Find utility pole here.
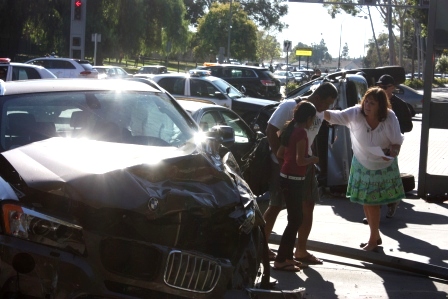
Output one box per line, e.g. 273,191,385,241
226,0,233,63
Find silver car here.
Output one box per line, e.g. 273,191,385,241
273,70,295,86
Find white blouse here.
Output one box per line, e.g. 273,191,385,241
327,105,404,170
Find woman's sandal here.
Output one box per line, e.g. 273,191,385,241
359,238,382,248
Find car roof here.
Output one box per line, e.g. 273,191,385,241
152,73,223,82
141,65,166,68
205,64,268,70
0,61,47,69
0,79,160,96
93,66,123,69
25,57,91,64
176,99,219,113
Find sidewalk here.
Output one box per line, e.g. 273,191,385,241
264,117,448,298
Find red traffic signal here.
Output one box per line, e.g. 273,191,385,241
74,0,82,20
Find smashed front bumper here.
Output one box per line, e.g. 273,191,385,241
0,233,233,298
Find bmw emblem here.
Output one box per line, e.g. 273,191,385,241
148,197,159,211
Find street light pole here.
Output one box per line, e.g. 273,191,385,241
338,15,368,70
337,23,343,70
226,0,233,63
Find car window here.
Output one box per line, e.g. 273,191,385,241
190,79,219,98
11,66,41,80
0,66,7,81
198,111,221,132
1,91,194,151
116,68,126,76
241,69,255,78
51,60,76,69
157,77,185,95
78,61,94,71
230,69,242,78
221,110,250,143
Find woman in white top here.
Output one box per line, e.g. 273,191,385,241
323,87,405,251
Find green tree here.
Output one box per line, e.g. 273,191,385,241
363,33,389,68
184,0,288,32
194,2,257,61
342,43,349,60
256,30,281,65
436,55,448,76
310,39,331,67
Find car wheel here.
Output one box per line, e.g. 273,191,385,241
401,173,415,193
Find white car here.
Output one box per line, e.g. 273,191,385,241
92,66,132,79
273,70,294,86
25,57,98,79
0,58,56,81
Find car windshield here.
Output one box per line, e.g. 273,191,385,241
1,91,196,151
209,77,244,99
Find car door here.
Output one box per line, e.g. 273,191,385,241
197,108,255,166
188,78,232,108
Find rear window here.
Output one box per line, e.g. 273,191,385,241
76,60,94,71
260,70,275,79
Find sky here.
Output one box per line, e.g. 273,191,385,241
275,2,388,59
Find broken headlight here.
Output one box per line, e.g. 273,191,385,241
2,203,86,256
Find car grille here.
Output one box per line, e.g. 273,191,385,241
164,250,221,293
100,238,161,281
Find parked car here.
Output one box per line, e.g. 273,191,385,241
273,70,295,86
93,65,132,79
0,58,56,81
149,71,279,133
393,84,423,114
177,98,261,168
25,57,98,78
291,71,307,84
134,65,168,78
0,79,270,298
197,64,282,101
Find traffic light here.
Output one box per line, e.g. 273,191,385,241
74,0,82,20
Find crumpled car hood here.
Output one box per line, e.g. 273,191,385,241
1,138,242,218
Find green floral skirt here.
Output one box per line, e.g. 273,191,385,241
346,156,405,205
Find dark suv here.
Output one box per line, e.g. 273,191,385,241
0,79,271,298
199,64,282,101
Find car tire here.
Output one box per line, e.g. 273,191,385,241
401,173,415,193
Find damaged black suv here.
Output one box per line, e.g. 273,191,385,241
0,79,269,298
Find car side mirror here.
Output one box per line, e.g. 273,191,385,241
207,125,235,148
214,92,227,100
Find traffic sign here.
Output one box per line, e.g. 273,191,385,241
296,48,312,56
283,40,292,52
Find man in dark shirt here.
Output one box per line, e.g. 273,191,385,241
374,74,413,219
376,74,413,134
